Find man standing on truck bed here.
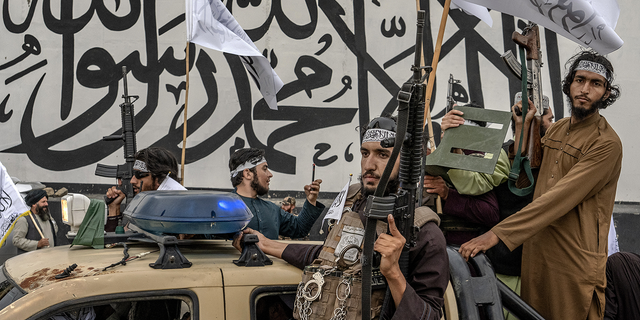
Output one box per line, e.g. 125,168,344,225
460,51,623,320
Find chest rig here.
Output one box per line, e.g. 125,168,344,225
294,186,437,320
294,208,387,320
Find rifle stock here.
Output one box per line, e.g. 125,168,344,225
95,66,139,204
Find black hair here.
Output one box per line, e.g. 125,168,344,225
135,147,180,184
561,51,620,109
229,148,265,188
359,113,398,140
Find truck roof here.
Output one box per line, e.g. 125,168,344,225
1,239,310,319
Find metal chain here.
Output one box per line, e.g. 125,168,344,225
329,277,352,320
296,267,340,320
296,281,314,320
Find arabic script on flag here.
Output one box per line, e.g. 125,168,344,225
463,0,623,54
0,162,30,248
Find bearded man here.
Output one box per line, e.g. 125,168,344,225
460,51,623,320
12,189,58,253
105,147,186,232
233,116,448,319
229,148,324,240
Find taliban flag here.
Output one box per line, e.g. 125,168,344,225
0,162,30,248
185,0,283,110
462,0,622,54
323,175,352,228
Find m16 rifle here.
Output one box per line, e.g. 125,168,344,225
95,66,139,205
361,10,430,319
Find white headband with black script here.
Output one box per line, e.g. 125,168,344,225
362,128,396,143
230,156,267,177
576,60,611,83
133,160,149,172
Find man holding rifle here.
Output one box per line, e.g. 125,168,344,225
460,51,622,320
234,115,449,319
105,147,185,231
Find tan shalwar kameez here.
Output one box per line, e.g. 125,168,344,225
492,112,622,320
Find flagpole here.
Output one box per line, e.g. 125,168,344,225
418,0,452,213
28,212,45,239
181,41,190,186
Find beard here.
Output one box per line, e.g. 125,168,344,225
359,171,399,198
251,174,269,196
36,205,50,221
569,95,604,122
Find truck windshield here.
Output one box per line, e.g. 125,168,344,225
0,267,26,311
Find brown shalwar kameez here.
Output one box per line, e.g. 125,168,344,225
492,113,622,320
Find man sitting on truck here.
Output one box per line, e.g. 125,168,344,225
229,148,324,240
105,147,185,232
234,115,449,319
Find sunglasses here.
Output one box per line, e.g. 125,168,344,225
367,117,397,132
133,171,150,179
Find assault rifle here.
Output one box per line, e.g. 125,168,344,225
361,11,429,319
501,23,544,170
446,73,460,113
95,66,139,205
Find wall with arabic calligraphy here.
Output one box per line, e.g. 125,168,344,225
1,0,638,201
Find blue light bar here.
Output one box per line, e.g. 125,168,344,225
124,191,253,235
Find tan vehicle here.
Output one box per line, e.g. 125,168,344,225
0,191,541,320
0,238,306,319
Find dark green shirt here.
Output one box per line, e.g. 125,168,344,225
237,193,325,240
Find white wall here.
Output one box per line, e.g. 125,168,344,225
0,0,637,200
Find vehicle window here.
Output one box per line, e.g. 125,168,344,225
0,268,26,310
251,286,297,320
43,296,192,320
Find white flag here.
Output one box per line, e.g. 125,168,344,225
323,175,352,227
463,0,623,54
158,176,187,191
0,162,30,248
185,0,283,110
451,0,493,27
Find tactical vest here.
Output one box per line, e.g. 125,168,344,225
17,213,56,254
293,185,439,320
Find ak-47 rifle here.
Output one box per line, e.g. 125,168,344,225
95,66,139,205
446,73,460,113
501,23,544,170
361,11,430,320
500,23,547,195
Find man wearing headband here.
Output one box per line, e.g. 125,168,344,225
233,116,448,319
12,189,58,253
229,148,324,240
460,51,622,320
105,147,185,231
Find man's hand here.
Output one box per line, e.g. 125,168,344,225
304,179,323,206
424,175,449,200
374,214,407,307
441,109,466,133
106,184,126,217
233,228,287,259
512,99,538,155
37,238,50,248
458,230,500,261
512,99,537,126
